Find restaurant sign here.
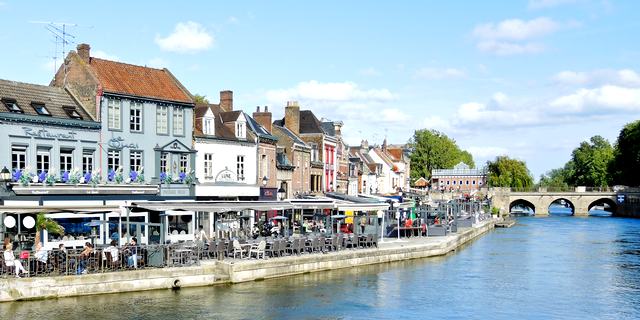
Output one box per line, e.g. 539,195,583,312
259,187,277,201
215,168,237,182
23,127,77,140
108,137,140,150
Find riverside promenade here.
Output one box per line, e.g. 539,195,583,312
0,219,495,302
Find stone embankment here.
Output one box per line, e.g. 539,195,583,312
0,220,495,302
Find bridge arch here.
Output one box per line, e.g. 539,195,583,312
547,198,575,215
509,199,535,215
588,198,617,215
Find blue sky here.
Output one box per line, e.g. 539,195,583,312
1,0,639,179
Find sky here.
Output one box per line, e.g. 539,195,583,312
1,0,639,179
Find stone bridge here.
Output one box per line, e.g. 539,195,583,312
489,188,620,216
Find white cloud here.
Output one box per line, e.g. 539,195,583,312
553,69,640,87
476,41,544,55
423,115,452,132
265,80,393,103
466,146,510,159
227,16,239,24
472,17,559,41
528,0,579,9
380,108,410,122
472,17,571,55
414,67,466,79
92,50,120,61
155,21,214,53
359,67,381,77
550,85,640,112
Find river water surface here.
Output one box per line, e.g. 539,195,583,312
3,214,640,319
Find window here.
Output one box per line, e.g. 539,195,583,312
472,180,476,185
179,154,189,172
2,99,23,113
261,154,268,179
160,152,168,173
59,149,73,173
311,143,319,162
36,149,50,174
447,181,450,185
466,180,469,185
130,102,143,132
235,121,245,138
32,102,51,116
130,151,143,172
11,146,26,171
107,149,121,172
82,150,94,174
203,117,213,135
237,155,245,181
173,107,184,135
459,180,463,185
156,106,168,134
107,99,121,130
204,153,213,178
63,106,82,119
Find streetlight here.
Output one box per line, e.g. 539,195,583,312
0,166,12,190
262,176,268,187
277,187,286,201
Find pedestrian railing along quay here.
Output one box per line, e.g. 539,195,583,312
0,233,383,279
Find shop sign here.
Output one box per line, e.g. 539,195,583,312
23,127,77,140
108,137,139,150
215,168,237,182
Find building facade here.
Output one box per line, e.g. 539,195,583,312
431,162,487,192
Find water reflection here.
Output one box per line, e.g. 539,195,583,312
3,216,640,319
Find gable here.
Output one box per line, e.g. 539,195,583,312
157,139,194,153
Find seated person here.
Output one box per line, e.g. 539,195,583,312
103,240,120,263
76,242,93,275
124,237,139,268
53,244,68,269
3,240,28,278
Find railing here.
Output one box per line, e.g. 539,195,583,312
507,186,616,193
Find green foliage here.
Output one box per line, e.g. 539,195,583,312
486,156,533,189
34,213,65,245
538,167,570,190
611,120,640,186
565,135,614,187
193,94,209,104
408,129,475,181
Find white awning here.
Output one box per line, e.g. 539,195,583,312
289,199,336,210
129,201,293,212
335,202,390,212
195,184,260,197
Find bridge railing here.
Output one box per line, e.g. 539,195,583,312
507,186,615,193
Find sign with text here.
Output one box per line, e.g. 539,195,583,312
259,187,277,201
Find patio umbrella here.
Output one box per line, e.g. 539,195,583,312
270,216,289,220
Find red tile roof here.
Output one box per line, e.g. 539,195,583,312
89,58,192,103
386,148,404,161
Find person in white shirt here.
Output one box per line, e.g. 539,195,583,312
3,241,28,277
195,225,210,243
103,240,119,263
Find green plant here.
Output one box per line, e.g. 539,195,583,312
491,207,500,216
34,213,65,245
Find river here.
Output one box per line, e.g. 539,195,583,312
2,214,640,319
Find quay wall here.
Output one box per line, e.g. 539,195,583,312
0,220,494,302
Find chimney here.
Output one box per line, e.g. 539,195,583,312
285,101,300,135
333,121,343,138
220,90,233,112
253,105,272,133
382,137,387,152
361,140,369,150
77,43,91,64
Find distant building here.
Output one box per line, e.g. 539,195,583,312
431,162,486,192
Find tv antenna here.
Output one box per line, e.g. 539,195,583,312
30,21,79,85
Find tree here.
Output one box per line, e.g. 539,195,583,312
34,213,65,246
611,120,640,186
486,156,533,189
538,168,570,190
193,94,209,104
408,129,474,181
566,135,613,187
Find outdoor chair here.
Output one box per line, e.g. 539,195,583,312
365,234,373,247
371,234,378,247
304,238,314,253
206,242,217,259
249,241,266,259
315,237,325,253
294,238,304,255
232,240,246,259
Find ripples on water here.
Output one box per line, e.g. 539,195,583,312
3,215,640,320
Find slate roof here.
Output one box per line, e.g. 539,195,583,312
89,58,192,104
276,152,295,170
320,121,335,136
299,110,324,134
246,115,278,142
0,79,93,121
273,124,307,147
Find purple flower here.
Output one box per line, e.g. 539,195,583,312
84,172,92,183
160,172,167,181
179,172,186,182
108,169,116,182
61,171,69,183
12,170,21,182
129,170,138,181
38,171,47,183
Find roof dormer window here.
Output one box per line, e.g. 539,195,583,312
203,116,214,135
63,106,83,119
1,98,23,113
31,102,51,116
235,120,246,139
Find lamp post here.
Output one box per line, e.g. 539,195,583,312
0,166,12,190
262,176,268,187
277,187,286,201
